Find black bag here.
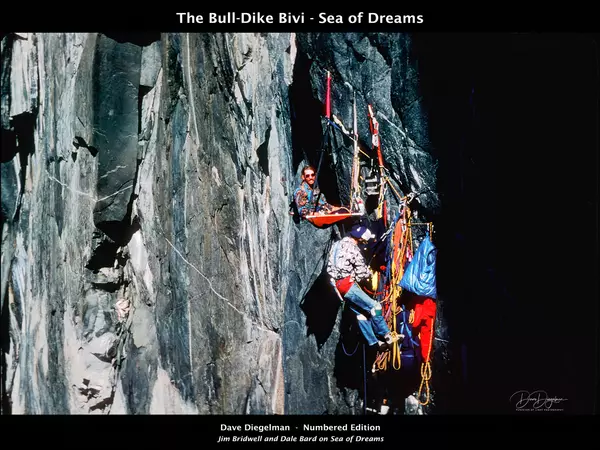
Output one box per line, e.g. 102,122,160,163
397,307,422,373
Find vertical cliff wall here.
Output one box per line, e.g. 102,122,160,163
1,32,442,415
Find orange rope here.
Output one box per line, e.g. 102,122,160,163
363,287,386,297
372,205,437,411
374,205,412,372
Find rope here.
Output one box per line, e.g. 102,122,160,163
384,177,404,203
318,67,441,410
318,69,438,223
417,314,435,406
362,286,386,297
312,122,331,212
363,343,367,415
373,205,412,372
332,242,362,359
350,92,362,212
411,221,436,406
342,339,359,356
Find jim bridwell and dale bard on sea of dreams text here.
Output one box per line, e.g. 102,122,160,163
221,423,381,432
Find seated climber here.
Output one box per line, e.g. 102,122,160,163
293,165,345,223
327,224,403,351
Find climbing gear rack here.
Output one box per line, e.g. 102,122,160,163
317,68,438,412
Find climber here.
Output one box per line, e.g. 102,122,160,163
327,224,403,351
293,165,344,223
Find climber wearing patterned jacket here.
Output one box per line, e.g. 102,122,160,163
293,165,342,221
327,224,402,351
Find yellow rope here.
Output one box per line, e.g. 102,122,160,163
376,182,387,220
408,218,436,405
384,178,403,203
374,205,438,400
417,314,435,406
369,271,377,293
375,204,412,372
372,208,437,409
362,185,437,406
409,219,414,256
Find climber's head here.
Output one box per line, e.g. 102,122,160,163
301,165,316,187
349,224,376,243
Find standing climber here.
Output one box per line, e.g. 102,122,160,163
327,224,402,351
293,165,343,223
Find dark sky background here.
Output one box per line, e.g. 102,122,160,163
412,32,597,414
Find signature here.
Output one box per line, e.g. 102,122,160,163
510,390,567,410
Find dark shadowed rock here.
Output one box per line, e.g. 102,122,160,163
89,35,141,242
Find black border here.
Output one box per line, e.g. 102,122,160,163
3,6,600,32
3,414,600,442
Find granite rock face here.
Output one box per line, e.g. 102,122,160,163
1,32,443,415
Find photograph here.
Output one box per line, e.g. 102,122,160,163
1,19,597,438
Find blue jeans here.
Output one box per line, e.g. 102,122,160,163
344,283,391,346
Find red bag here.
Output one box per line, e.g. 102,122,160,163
335,276,354,297
412,297,436,361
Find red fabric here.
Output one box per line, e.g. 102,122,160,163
335,276,354,296
412,296,436,361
